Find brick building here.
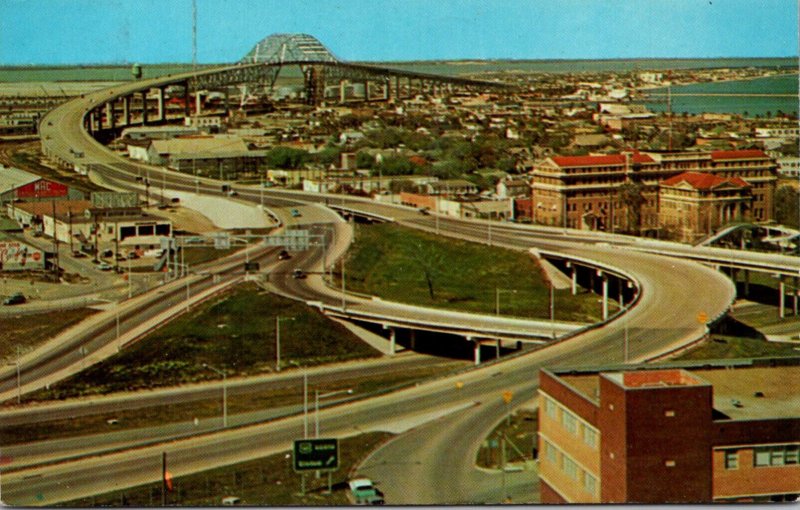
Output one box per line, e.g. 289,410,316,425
530,150,777,235
538,360,800,503
659,172,753,243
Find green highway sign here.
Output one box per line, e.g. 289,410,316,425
293,438,339,472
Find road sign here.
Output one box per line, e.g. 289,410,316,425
696,311,708,324
502,390,513,404
213,233,231,250
293,438,339,472
266,230,310,251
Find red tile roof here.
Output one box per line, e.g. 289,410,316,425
710,149,768,160
661,171,750,190
550,153,654,167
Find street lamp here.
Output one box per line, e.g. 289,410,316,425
275,316,295,372
314,388,354,438
202,363,227,427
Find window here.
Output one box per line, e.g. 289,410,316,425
725,451,739,470
544,397,556,420
754,445,800,467
582,425,598,449
546,440,557,465
583,471,597,495
563,456,578,480
561,410,578,435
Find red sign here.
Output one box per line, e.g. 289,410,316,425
16,180,68,199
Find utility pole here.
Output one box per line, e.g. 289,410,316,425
50,199,59,281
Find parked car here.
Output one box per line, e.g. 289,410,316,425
72,250,86,258
3,293,26,306
290,209,302,218
348,478,384,505
278,249,291,260
221,496,241,506
292,269,306,279
97,262,113,271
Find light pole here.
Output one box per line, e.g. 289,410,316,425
314,388,354,438
275,316,295,372
289,360,309,438
550,280,556,339
202,363,227,427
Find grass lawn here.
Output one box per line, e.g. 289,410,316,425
340,223,604,323
476,408,538,469
25,283,381,401
0,308,98,361
60,432,394,507
674,334,800,361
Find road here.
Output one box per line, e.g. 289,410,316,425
2,67,759,506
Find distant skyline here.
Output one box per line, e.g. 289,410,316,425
1,0,797,65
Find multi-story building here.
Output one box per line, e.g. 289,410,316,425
659,172,753,243
530,150,777,235
538,360,800,504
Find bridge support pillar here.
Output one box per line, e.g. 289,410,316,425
95,109,103,130
141,91,148,125
601,274,609,321
779,278,786,319
571,267,577,295
339,81,347,103
382,82,389,101
183,82,191,118
389,327,396,356
395,76,401,100
195,92,203,115
409,329,416,351
363,81,369,101
224,88,230,115
123,96,131,126
743,269,750,295
105,102,115,129
496,339,502,359
157,87,166,121
795,277,799,316
471,338,481,365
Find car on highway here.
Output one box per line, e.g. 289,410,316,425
96,262,114,271
2,293,26,306
292,268,306,279
290,208,302,217
227,189,238,197
72,250,86,258
278,249,291,260
348,478,384,505
419,207,430,215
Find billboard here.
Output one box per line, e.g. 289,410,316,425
0,239,45,271
15,180,68,199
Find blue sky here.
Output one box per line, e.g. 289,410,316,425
1,0,797,64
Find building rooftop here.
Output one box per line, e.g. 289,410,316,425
710,149,769,160
150,136,248,156
552,362,800,420
0,165,41,190
661,171,750,190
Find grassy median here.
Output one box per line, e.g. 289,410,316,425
24,283,380,401
340,223,605,323
0,308,97,362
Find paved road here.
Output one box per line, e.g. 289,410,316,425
8,71,748,506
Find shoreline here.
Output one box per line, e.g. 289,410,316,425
635,71,799,94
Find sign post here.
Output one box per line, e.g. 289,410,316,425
293,438,339,495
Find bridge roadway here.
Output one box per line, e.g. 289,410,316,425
5,73,753,504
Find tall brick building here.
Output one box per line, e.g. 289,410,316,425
530,150,777,235
538,360,800,503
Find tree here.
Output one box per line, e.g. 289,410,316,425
775,185,799,228
409,239,446,300
618,182,646,234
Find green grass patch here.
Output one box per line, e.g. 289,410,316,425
476,409,538,469
341,223,603,322
0,308,97,361
59,431,393,507
25,283,380,401
675,335,800,360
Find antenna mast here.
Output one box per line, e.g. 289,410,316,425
192,0,197,70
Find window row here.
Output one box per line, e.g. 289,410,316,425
724,445,800,469
542,393,599,450
542,438,598,496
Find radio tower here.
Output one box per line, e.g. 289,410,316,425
192,0,197,70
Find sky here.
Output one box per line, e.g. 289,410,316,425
0,0,797,65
